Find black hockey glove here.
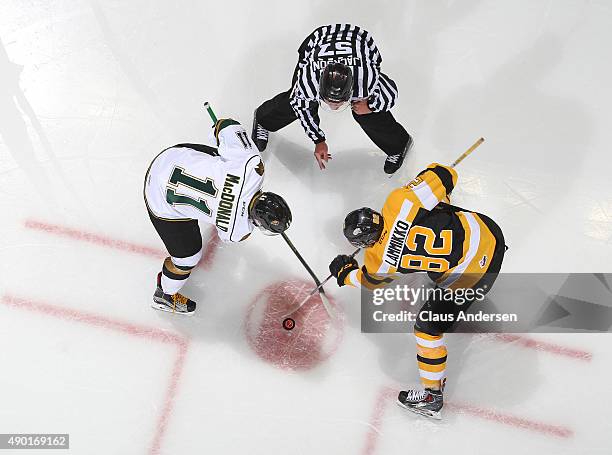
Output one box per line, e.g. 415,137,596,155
329,255,359,287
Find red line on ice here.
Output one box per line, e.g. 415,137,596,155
1,294,189,455
1,294,181,344
24,219,166,258
149,338,189,455
200,231,221,269
23,219,220,269
491,334,592,361
361,385,572,454
445,402,573,438
362,387,396,455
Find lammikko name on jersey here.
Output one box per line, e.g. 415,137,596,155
384,219,411,268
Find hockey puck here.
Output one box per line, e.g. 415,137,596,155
282,317,295,331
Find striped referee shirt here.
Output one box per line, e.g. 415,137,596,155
290,24,399,144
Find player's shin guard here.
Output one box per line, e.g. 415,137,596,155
153,251,202,315
160,250,201,295
396,329,446,419
414,329,447,390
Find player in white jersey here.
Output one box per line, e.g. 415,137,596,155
144,118,291,315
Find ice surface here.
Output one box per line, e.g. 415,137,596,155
1,0,611,454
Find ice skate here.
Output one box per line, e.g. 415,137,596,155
251,108,269,152
384,135,413,174
152,272,196,315
397,388,443,420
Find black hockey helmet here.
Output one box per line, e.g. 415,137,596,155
343,207,384,248
319,62,353,103
250,192,292,235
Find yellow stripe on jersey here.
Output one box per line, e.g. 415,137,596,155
444,215,498,290
377,198,421,274
406,163,457,210
435,213,498,290
344,163,458,289
435,212,472,285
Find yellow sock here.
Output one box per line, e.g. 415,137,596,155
414,329,447,390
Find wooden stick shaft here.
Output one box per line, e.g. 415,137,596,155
451,137,484,168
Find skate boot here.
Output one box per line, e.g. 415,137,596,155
397,388,443,419
384,135,413,174
251,108,269,152
152,272,196,315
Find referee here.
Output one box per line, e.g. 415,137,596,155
252,23,413,174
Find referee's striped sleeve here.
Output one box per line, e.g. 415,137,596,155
368,73,398,112
290,24,400,138
290,55,327,142
289,85,325,143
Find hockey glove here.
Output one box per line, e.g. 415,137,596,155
329,255,359,287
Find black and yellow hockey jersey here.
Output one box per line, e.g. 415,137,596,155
343,163,504,290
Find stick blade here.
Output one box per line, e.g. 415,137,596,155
319,292,337,320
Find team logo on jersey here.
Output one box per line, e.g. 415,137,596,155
255,160,264,176
383,219,411,268
215,174,241,232
479,255,488,268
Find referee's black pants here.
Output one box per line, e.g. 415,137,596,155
255,89,411,157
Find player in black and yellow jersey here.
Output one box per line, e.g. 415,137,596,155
329,162,506,419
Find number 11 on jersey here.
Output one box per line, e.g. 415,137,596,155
166,166,218,216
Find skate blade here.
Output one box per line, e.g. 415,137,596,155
151,302,195,316
396,400,442,420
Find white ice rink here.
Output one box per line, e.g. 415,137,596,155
1,0,612,453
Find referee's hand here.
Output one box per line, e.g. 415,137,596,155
314,141,332,170
351,100,372,115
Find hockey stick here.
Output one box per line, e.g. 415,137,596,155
282,138,484,322
451,137,484,168
204,100,337,318
203,101,218,123
202,101,334,316
282,247,361,318
281,232,336,319
281,232,324,288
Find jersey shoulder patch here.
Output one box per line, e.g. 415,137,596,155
255,160,264,176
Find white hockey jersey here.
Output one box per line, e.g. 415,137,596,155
144,121,264,243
